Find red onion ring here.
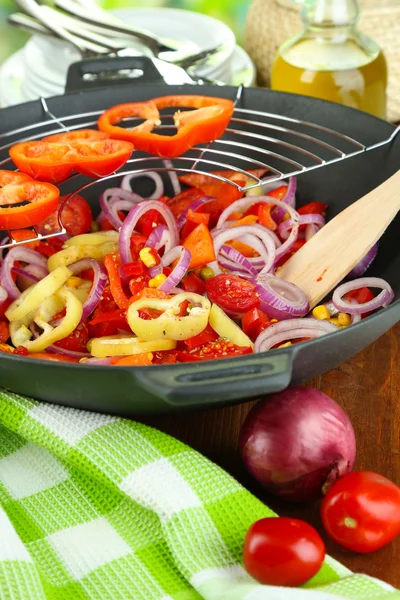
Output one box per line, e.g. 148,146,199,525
119,201,179,264
156,246,191,293
1,247,48,300
216,197,300,265
278,214,325,241
12,266,44,284
220,245,259,277
332,277,394,315
0,285,8,307
121,172,164,199
68,258,108,321
47,345,90,359
305,223,320,241
210,225,277,276
176,196,216,231
347,243,379,279
255,318,338,353
145,225,171,252
99,188,144,230
254,273,310,320
81,357,114,365
163,160,181,196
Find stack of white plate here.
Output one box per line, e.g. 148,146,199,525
0,8,256,107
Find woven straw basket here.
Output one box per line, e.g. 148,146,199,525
244,0,400,122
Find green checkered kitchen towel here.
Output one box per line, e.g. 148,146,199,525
0,390,398,600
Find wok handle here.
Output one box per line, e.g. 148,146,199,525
135,352,293,407
65,55,165,92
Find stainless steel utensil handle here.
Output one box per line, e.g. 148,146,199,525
55,0,164,56
135,352,293,406
14,0,109,55
7,12,55,38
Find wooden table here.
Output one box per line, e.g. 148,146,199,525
144,322,400,588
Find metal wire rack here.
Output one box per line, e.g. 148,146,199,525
1,86,399,249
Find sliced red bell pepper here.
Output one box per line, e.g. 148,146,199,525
89,308,131,338
104,254,130,309
242,308,272,341
167,188,207,220
275,239,307,268
128,275,151,298
119,261,145,279
181,210,210,239
182,223,216,270
98,95,235,158
0,320,10,344
178,168,268,189
298,202,328,216
9,138,133,183
184,324,219,351
112,354,153,366
0,171,60,230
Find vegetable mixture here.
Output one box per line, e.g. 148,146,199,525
0,98,395,366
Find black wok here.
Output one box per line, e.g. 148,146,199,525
0,65,399,415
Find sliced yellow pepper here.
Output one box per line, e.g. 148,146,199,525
127,292,211,341
64,231,119,247
209,304,254,349
88,335,177,358
6,266,72,322
48,241,118,271
10,288,83,353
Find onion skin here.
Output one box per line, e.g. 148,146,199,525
239,387,356,503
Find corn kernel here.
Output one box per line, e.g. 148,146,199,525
148,273,167,288
312,305,331,320
270,319,278,324
66,276,83,288
139,247,158,268
338,312,351,327
329,318,340,327
278,342,292,348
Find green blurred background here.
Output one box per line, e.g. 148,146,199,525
0,0,251,63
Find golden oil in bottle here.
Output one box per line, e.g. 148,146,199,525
271,0,387,119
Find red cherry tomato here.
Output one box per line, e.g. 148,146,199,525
180,273,206,295
54,322,89,353
177,339,253,362
39,194,92,237
243,517,325,587
205,273,260,316
321,471,400,553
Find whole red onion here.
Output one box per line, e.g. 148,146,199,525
239,387,356,503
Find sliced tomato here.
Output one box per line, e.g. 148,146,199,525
183,324,219,351
128,274,151,298
242,308,272,341
38,194,92,237
0,321,9,344
298,201,328,216
177,339,253,362
180,273,206,295
54,322,89,353
0,178,60,230
166,188,206,220
206,274,260,316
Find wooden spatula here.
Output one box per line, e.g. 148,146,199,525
277,170,400,309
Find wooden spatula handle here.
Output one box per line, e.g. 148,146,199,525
277,169,400,309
